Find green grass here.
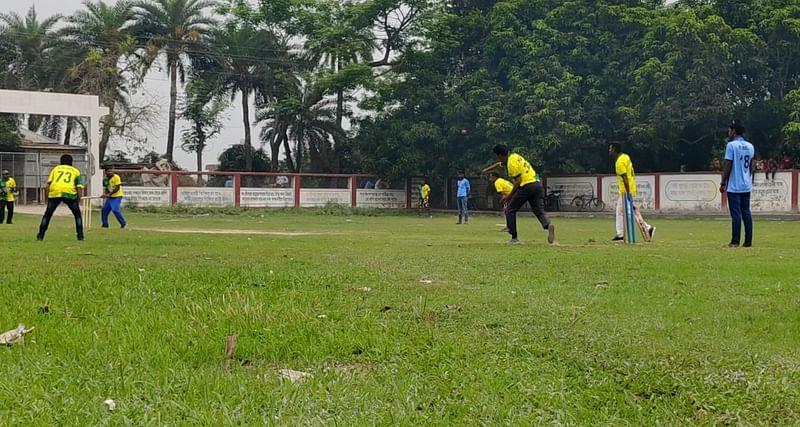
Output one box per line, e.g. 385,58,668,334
1,210,798,424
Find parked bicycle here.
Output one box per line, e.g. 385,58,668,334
544,188,562,212
571,189,605,211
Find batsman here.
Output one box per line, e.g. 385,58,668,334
609,142,655,242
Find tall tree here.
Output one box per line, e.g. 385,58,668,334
203,22,290,172
0,7,64,133
132,0,216,161
180,76,226,172
61,0,138,159
258,84,346,173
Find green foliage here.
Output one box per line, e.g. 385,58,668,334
354,0,800,176
217,144,271,172
0,114,21,147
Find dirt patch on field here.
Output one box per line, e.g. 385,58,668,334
131,227,328,236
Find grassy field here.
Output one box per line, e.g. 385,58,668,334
1,208,798,424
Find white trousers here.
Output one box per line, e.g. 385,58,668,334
616,195,650,237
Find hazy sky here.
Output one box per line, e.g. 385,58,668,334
6,0,249,170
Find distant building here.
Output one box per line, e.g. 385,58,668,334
0,129,88,203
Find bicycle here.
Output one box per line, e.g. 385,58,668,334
544,188,562,212
571,190,605,211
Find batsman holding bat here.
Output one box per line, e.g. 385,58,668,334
609,142,655,242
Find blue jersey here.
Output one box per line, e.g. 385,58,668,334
724,136,755,193
456,178,471,197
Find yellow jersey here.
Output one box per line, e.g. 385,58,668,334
420,184,430,199
104,174,124,197
493,178,514,196
1,177,15,202
506,153,538,187
47,165,84,199
615,153,637,196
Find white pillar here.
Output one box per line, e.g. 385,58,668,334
88,114,103,196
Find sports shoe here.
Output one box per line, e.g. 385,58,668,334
508,238,522,245
547,224,555,244
648,226,656,242
36,235,43,241
726,242,739,248
612,235,624,241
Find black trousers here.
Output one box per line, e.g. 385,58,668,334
37,197,84,240
0,200,12,223
506,181,550,239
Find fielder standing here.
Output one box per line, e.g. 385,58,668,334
720,119,755,247
37,154,85,241
0,169,17,224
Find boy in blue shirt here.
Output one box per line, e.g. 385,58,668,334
720,119,755,247
456,171,471,224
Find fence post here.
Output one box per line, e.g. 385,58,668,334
170,172,178,206
654,174,661,211
406,178,412,209
350,175,358,207
234,173,241,208
792,169,798,212
596,175,603,205
293,175,301,208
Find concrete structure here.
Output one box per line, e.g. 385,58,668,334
0,129,88,203
0,89,109,195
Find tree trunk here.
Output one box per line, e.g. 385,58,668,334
165,59,178,161
99,105,115,162
64,116,74,145
282,132,295,172
241,87,253,171
270,128,280,171
196,121,205,175
334,56,344,128
295,134,304,173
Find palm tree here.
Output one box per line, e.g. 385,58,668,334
132,0,216,161
60,0,137,158
203,23,295,172
258,84,346,173
0,7,63,132
0,7,62,91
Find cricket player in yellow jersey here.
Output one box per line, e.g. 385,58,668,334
609,142,655,241
484,144,555,245
0,169,17,224
419,179,431,217
37,154,85,241
489,171,513,232
101,166,127,228
488,172,513,208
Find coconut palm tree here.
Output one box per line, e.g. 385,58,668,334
60,0,137,157
0,7,63,132
132,0,216,161
258,83,346,173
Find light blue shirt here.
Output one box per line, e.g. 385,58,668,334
724,136,755,193
456,178,471,198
